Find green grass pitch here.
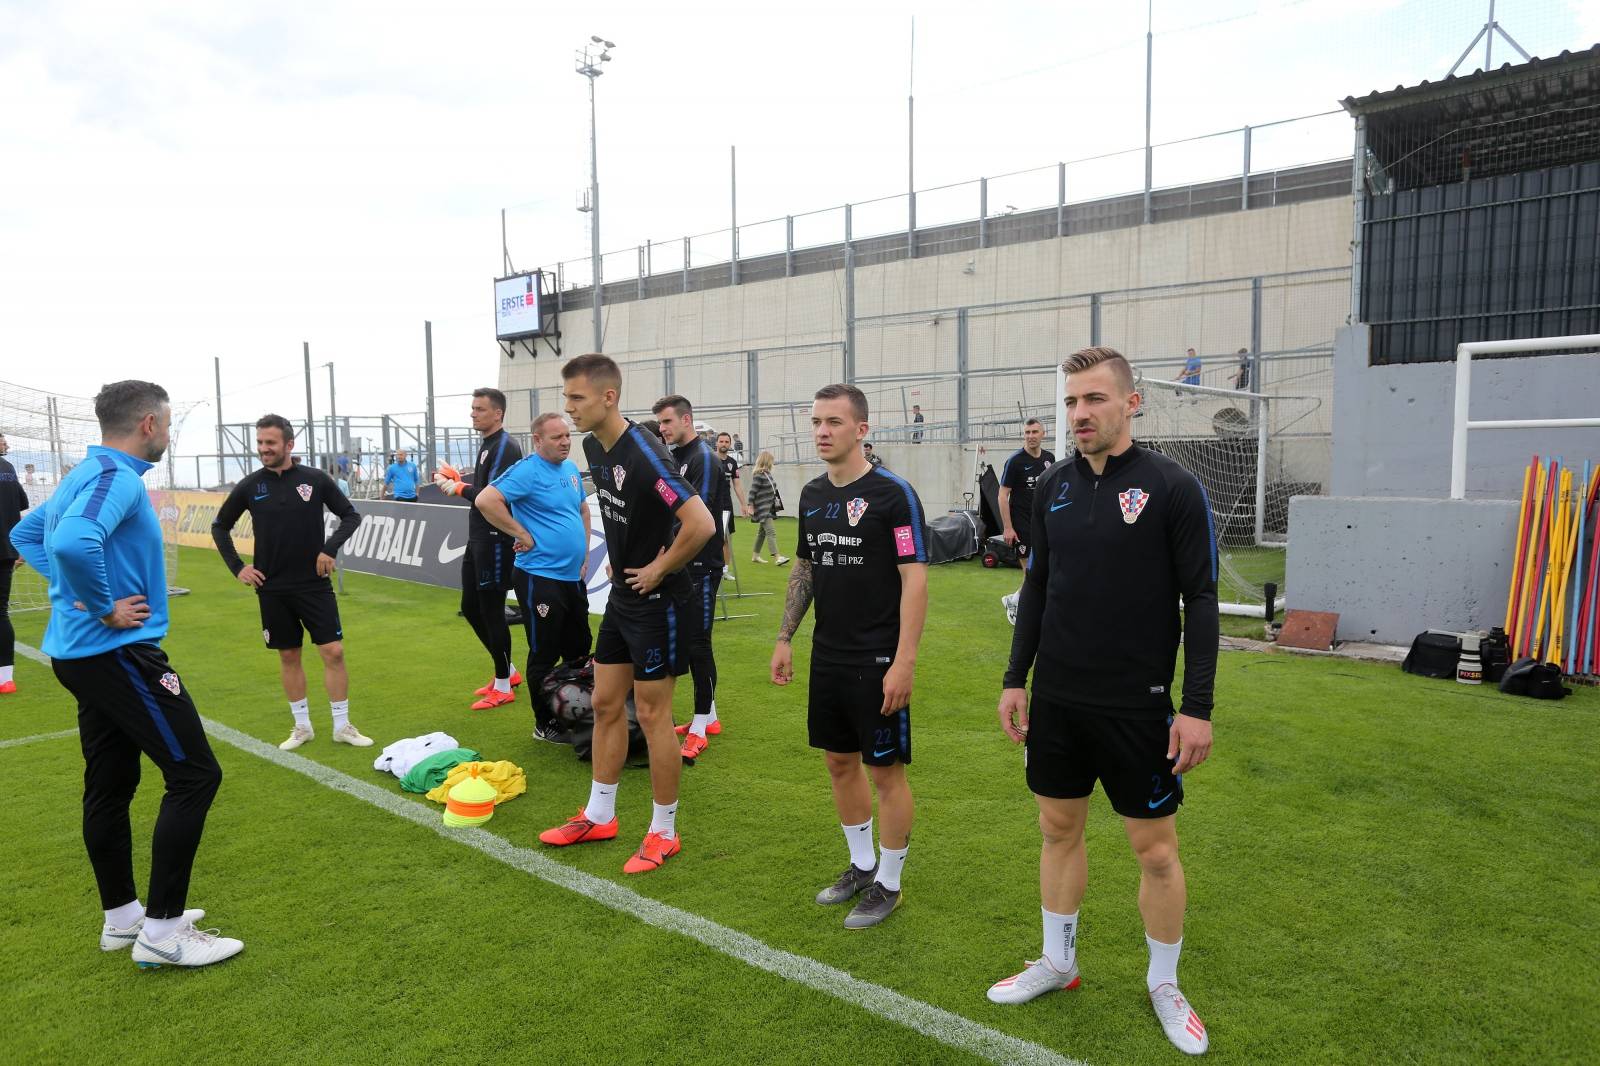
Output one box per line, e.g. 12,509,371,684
2,527,1596,1064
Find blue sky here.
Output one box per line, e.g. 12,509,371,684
1,0,1593,466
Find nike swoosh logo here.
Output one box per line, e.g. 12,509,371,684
437,534,467,564
1050,501,1072,511
1148,793,1174,809
872,747,897,759
139,940,184,962
805,507,821,516
643,663,664,674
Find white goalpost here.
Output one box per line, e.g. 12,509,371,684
1054,363,1328,617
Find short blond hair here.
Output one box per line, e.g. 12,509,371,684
1061,346,1135,394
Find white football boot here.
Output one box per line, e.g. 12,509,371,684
986,957,1080,1004
1150,982,1209,1055
132,921,244,970
100,909,204,951
279,725,314,751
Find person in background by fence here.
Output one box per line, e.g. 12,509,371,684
1174,347,1202,387
715,432,745,575
912,404,925,444
384,450,419,501
998,418,1056,626
10,380,243,969
1233,348,1252,391
747,451,789,567
0,430,27,695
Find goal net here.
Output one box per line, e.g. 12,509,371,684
2,379,186,614
1053,367,1330,616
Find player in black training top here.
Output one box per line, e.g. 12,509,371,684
0,430,29,695
715,431,746,572
987,347,1217,1056
772,383,928,931
213,413,369,752
536,354,715,877
653,396,728,762
433,387,525,709
997,416,1056,623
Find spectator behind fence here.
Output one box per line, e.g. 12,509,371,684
1174,347,1202,386
747,451,789,567
912,404,925,444
1234,348,1252,391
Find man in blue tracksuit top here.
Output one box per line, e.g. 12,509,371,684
383,450,420,501
9,380,242,970
474,412,593,742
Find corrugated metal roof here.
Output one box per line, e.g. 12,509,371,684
1341,43,1600,115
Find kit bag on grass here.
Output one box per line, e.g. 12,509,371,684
1498,657,1571,700
1401,631,1460,679
541,659,648,760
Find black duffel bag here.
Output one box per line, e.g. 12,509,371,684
1401,631,1460,679
540,659,648,761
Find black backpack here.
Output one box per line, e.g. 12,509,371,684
1401,631,1460,680
539,659,648,760
1498,657,1571,700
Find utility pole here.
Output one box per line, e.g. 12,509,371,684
213,356,224,486
1143,0,1154,225
576,36,615,352
424,321,437,475
302,341,316,466
326,361,339,472
1447,1,1530,76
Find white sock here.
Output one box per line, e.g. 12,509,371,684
689,713,712,738
650,800,679,839
330,700,350,731
141,915,183,943
105,900,144,929
493,676,512,694
0,665,13,684
842,819,876,871
707,701,718,724
1146,934,1182,991
1044,907,1080,972
877,843,909,891
289,699,311,730
585,780,617,825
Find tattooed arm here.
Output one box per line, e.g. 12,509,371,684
770,557,813,685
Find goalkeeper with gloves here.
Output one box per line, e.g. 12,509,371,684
433,388,525,709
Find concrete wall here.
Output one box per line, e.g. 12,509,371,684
500,197,1354,464
1331,324,1600,501
1286,495,1519,643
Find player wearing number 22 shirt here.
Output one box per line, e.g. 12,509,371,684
773,383,928,933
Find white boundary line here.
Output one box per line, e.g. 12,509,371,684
0,727,78,750
14,642,1084,1066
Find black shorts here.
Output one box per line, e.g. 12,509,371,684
593,590,690,681
1025,701,1183,818
465,538,516,592
258,585,343,649
808,658,911,767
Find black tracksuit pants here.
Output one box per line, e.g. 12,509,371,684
52,642,222,919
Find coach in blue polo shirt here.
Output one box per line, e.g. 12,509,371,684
474,412,593,742
383,450,420,501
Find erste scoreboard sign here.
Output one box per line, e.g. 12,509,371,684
495,272,545,340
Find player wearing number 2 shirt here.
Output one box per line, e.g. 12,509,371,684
772,383,928,932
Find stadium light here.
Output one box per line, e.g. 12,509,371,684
576,36,617,353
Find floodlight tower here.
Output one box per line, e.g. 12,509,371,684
576,36,615,352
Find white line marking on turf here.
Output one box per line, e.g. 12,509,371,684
0,728,78,750
17,639,1086,1066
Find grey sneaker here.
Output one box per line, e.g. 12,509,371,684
986,957,1081,1004
100,908,204,952
1150,982,1209,1055
815,864,877,905
843,881,901,929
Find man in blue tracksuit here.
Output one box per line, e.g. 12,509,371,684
383,450,420,501
10,380,242,969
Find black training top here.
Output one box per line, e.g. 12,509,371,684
212,462,362,593
1000,447,1057,534
796,465,928,666
1003,442,1219,720
719,454,739,513
584,421,698,607
457,428,524,542
673,437,727,569
0,456,28,560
